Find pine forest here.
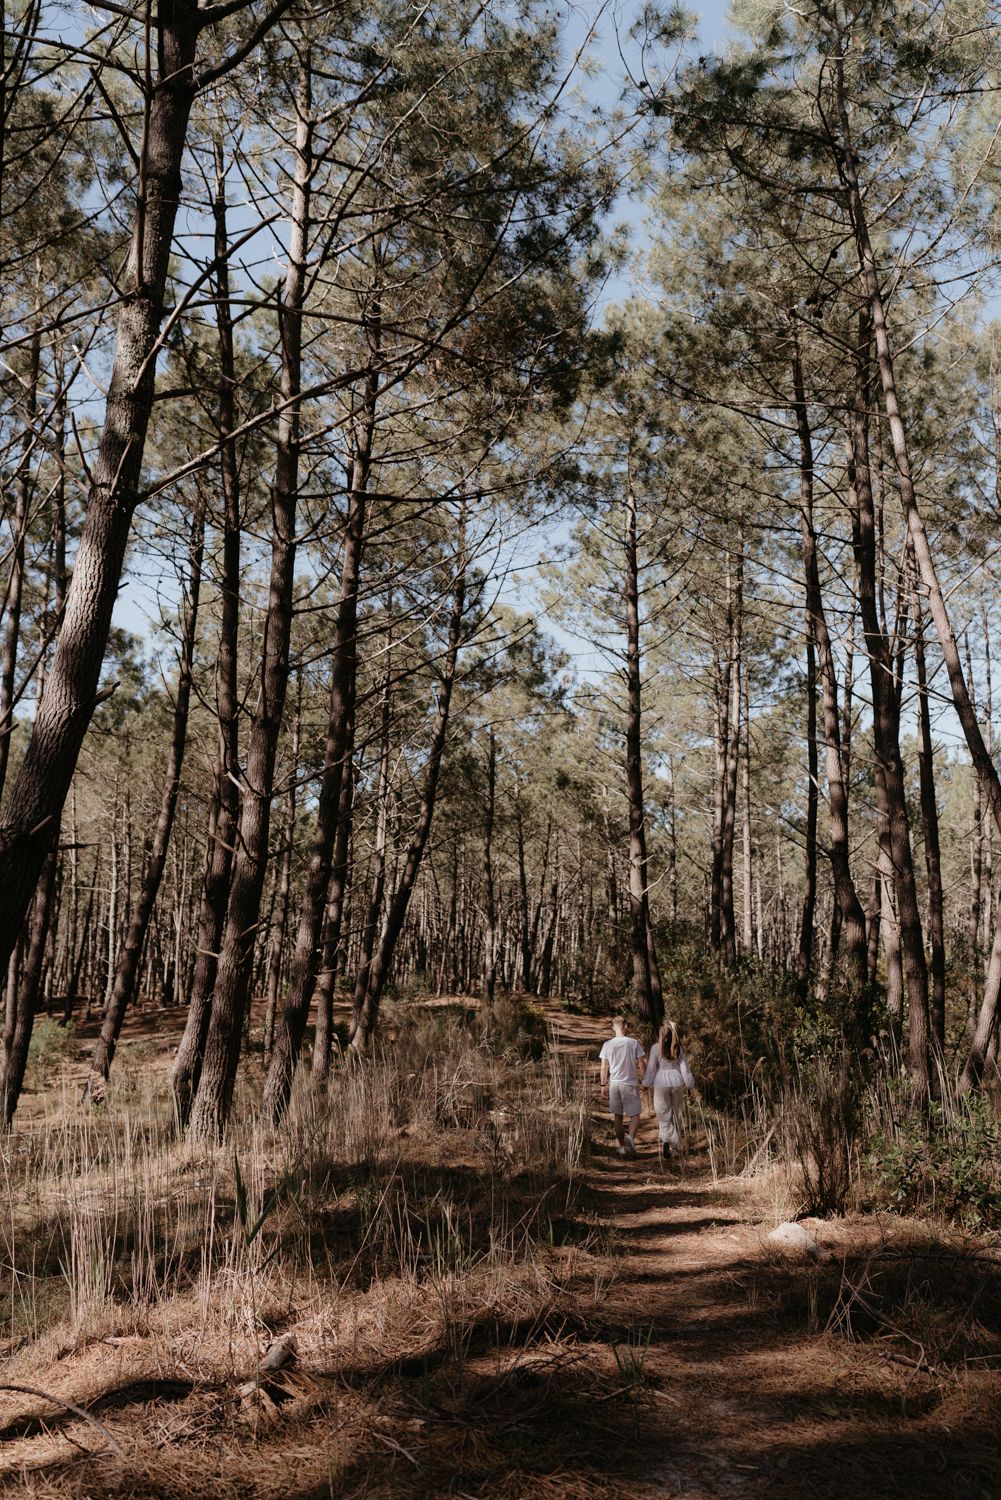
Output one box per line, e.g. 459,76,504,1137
1,0,1001,1493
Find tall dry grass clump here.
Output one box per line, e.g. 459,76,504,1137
0,1000,596,1374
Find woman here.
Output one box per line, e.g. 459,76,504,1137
642,1019,695,1159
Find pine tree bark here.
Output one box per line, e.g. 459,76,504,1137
86,507,203,1093
797,630,818,1000
739,696,752,955
624,484,662,1025
171,141,247,1120
2,830,58,1126
793,346,867,995
188,52,311,1140
262,341,375,1122
480,730,498,1003
263,675,301,1068
0,0,294,979
910,559,945,1054
347,659,392,1043
0,329,40,802
960,888,1001,1094
845,308,928,1093
836,54,966,1096
720,550,742,965
312,702,355,1082
709,589,731,955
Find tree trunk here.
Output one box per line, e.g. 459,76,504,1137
740,689,752,956
263,674,301,1068
911,559,945,1056
517,806,533,988
797,629,818,999
0,2,209,975
836,59,958,1097
624,484,662,1025
351,513,468,1046
960,888,1001,1094
312,700,356,1082
720,547,742,965
845,307,929,1094
2,831,58,1126
0,329,40,802
793,346,867,996
709,586,731,956
347,658,392,1043
188,52,311,1140
86,507,204,1092
480,730,497,1003
171,140,248,1121
261,335,376,1122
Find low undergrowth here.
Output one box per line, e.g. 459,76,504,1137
0,1003,596,1357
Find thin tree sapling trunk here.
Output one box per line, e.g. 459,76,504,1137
86,506,204,1093
263,673,301,1068
351,511,468,1046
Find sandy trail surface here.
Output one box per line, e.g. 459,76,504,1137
559,1009,999,1500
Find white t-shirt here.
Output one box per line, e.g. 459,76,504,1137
599,1035,645,1085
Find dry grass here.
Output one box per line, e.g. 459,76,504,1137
0,1000,633,1497
3,1003,1001,1499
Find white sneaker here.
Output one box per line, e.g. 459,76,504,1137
617,1145,629,1157
624,1137,638,1158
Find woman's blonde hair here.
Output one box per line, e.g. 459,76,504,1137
657,1019,681,1061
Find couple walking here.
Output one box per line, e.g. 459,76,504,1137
599,1014,695,1160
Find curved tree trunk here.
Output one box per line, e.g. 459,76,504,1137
0,4,207,978
960,889,1001,1095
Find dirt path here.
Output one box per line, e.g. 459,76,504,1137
560,1008,1000,1500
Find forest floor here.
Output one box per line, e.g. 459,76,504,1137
0,1001,999,1498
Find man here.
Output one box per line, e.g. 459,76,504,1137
599,1015,645,1158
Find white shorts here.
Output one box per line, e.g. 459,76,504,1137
609,1082,641,1118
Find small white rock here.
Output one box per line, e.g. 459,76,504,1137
766,1221,833,1263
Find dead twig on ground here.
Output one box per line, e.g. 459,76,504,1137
0,1383,126,1458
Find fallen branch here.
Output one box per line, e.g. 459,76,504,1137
740,1124,777,1176
0,1384,126,1458
880,1350,938,1377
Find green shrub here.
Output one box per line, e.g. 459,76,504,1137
870,1086,1001,1230
27,1016,78,1082
483,993,548,1059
